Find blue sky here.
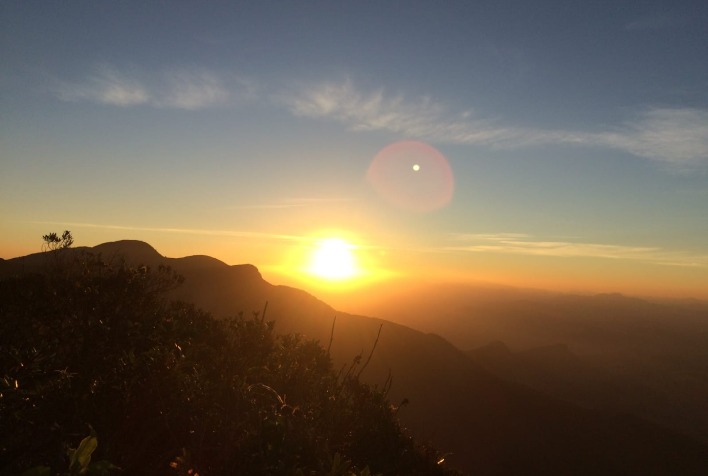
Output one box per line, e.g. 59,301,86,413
2,1,707,299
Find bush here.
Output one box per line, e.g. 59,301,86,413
1,240,456,475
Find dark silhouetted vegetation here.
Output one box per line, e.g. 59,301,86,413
1,235,455,475
41,231,74,252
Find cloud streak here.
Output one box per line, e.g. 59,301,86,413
282,80,708,166
597,108,708,166
282,80,519,145
57,67,150,107
34,221,309,243
446,233,708,268
56,69,708,166
56,65,236,110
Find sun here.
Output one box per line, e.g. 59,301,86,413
307,238,359,281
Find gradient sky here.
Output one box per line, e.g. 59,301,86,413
2,1,707,300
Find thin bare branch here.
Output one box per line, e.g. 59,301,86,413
357,323,383,379
327,316,336,355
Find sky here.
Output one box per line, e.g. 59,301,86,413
2,0,708,301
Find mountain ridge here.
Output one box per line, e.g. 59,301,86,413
3,241,707,475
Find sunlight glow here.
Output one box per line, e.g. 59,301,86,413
265,231,400,299
307,238,359,281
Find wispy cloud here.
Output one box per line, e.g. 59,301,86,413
57,66,150,107
281,80,708,166
55,65,239,110
595,108,708,166
56,70,708,166
34,221,308,243
281,80,516,145
158,71,231,109
445,233,708,268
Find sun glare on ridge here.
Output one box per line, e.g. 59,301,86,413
307,238,359,281
274,231,394,292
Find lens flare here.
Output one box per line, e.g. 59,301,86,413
367,141,454,212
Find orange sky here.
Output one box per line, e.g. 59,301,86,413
2,218,707,307
3,2,708,315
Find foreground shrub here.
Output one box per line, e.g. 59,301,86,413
1,244,455,475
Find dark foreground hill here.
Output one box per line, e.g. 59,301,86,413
3,240,708,475
0,245,452,476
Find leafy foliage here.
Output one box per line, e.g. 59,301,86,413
1,235,456,475
41,231,74,252
22,429,121,476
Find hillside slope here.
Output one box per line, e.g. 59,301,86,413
3,241,707,475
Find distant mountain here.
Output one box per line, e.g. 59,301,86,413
3,241,708,475
362,282,708,444
468,342,622,410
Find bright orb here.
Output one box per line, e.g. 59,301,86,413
308,238,358,280
367,140,454,213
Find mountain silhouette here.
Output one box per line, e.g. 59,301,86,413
364,281,708,444
3,241,707,475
